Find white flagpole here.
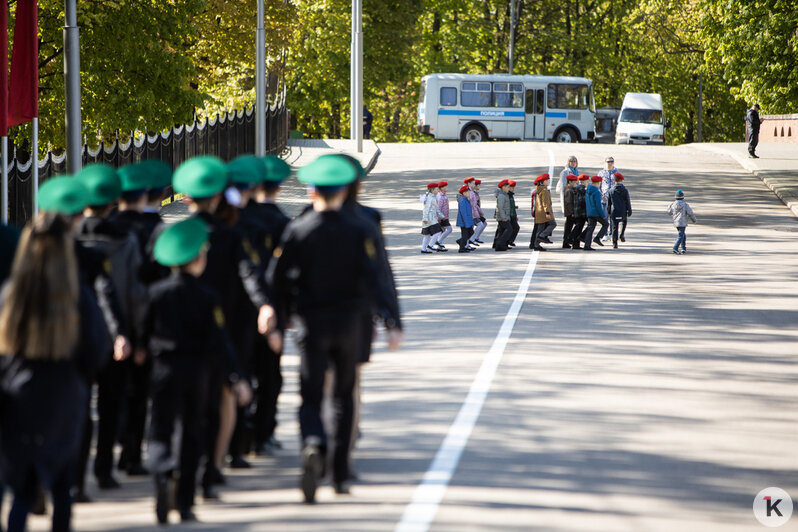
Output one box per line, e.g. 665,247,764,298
32,117,38,216
1,136,7,224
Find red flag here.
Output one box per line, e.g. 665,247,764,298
0,2,8,136
8,0,38,127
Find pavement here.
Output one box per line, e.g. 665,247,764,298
692,142,798,219
16,140,798,531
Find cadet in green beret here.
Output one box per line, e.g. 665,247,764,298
112,160,174,477
74,163,148,491
141,217,242,524
265,154,399,501
241,154,292,456
172,155,265,498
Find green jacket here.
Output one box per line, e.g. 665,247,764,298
508,191,517,218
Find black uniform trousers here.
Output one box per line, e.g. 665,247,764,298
147,356,209,512
583,216,609,248
296,313,364,484
612,217,627,244
535,220,557,248
563,216,575,246
509,216,520,244
119,357,151,471
493,220,513,250
93,361,126,480
457,227,474,251
568,216,587,247
252,334,283,448
747,129,759,156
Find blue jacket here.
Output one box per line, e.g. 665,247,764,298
585,185,606,218
456,196,474,228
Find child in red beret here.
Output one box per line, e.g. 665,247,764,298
508,180,520,247
421,183,445,254
436,181,452,250
455,185,475,253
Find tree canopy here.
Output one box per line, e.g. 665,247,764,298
6,0,797,153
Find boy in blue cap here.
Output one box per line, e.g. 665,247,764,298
666,189,697,254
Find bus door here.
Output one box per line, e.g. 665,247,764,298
524,87,545,139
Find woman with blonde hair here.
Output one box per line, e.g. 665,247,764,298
0,212,106,532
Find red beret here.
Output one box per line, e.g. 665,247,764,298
614,172,624,181
427,182,438,189
578,174,590,181
591,175,602,183
509,180,517,187
475,179,482,185
438,180,448,188
464,177,475,184
498,179,509,188
458,185,469,194
566,174,578,181
534,173,550,185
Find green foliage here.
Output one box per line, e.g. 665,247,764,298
698,0,798,114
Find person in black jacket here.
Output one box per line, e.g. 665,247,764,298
0,212,107,532
607,173,632,248
141,216,246,524
571,174,589,249
746,103,762,158
266,155,399,502
561,174,578,248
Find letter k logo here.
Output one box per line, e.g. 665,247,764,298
765,496,783,517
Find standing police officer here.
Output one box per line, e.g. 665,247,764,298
746,103,762,158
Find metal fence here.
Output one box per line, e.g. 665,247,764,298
6,95,287,226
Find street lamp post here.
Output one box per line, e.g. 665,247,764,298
508,0,518,74
256,0,266,156
64,0,82,173
350,0,363,152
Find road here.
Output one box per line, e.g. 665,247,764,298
24,142,798,531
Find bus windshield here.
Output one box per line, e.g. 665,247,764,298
620,108,662,124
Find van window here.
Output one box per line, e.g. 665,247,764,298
440,87,457,106
547,84,589,110
493,82,523,108
461,82,492,107
620,108,663,124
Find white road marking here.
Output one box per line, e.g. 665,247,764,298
547,147,555,190
394,250,541,532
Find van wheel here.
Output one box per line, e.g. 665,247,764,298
461,125,487,142
554,127,578,143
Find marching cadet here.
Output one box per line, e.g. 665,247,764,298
112,160,173,477
171,156,264,498
141,217,247,524
493,179,513,251
508,180,520,247
265,155,399,503
336,153,403,480
0,209,108,532
561,174,578,248
75,164,149,492
583,175,609,250
569,174,589,249
607,173,632,248
533,173,556,251
244,155,292,456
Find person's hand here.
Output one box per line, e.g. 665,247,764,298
232,381,253,407
133,348,147,366
386,328,404,351
258,305,277,335
546,214,553,220
422,220,429,225
113,335,131,361
267,331,283,354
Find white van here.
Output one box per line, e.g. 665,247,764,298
615,93,669,145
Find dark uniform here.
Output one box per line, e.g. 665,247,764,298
570,179,588,248
746,105,761,158
608,179,632,247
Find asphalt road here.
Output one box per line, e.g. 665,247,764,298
22,142,798,531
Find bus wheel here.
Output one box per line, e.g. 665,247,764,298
554,127,578,143
461,125,486,142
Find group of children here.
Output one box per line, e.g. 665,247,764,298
420,155,697,255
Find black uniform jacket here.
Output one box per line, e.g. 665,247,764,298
266,208,395,333
0,284,108,490
139,271,238,381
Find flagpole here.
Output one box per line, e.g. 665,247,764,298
64,0,81,174
32,117,38,216
255,0,266,156
1,137,7,224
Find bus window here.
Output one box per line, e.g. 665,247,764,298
535,89,545,114
440,87,457,106
547,84,589,110
462,82,491,107
493,83,523,108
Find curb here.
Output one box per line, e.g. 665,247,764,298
691,144,798,219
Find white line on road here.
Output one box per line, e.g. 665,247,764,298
394,250,540,532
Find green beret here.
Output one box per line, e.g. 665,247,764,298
118,160,172,192
153,216,209,267
297,154,357,188
173,156,228,199
76,164,122,206
335,153,366,179
227,155,266,186
261,155,292,183
38,176,89,215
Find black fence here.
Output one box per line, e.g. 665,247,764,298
6,96,287,226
